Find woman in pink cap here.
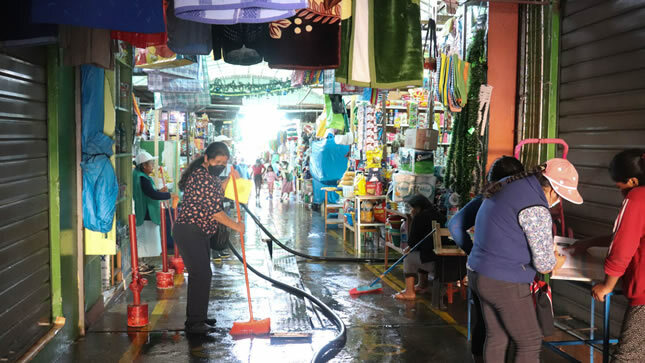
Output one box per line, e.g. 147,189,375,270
467,158,582,363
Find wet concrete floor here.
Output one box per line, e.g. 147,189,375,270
44,192,602,362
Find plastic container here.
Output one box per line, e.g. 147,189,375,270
342,185,355,198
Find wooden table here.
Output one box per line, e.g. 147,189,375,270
343,194,387,254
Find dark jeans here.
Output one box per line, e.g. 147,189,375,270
468,270,542,363
471,286,485,357
173,223,212,325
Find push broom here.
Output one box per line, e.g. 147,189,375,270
349,228,436,296
229,167,271,336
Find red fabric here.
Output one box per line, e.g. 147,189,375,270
605,186,645,306
111,0,167,48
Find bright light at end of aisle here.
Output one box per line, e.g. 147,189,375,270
237,104,286,162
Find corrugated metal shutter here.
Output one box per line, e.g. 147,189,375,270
0,53,51,361
559,0,645,237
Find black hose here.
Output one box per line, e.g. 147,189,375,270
226,239,346,363
242,203,388,263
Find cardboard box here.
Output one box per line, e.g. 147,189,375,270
404,128,438,150
392,172,438,202
399,148,435,175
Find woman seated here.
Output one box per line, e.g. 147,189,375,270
394,194,446,301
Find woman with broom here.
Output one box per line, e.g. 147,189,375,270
174,142,245,335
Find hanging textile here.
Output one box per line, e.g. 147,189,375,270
111,0,168,49
436,53,471,112
212,23,268,65
323,70,363,95
335,0,423,89
60,26,115,70
135,45,197,69
146,62,204,92
80,65,118,233
167,0,213,55
263,0,341,70
174,0,306,24
31,0,165,34
154,56,211,111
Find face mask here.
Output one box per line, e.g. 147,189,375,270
208,165,226,177
549,198,561,208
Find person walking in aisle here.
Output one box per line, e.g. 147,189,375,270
467,158,577,362
447,156,524,363
264,165,278,199
591,149,645,363
252,158,265,200
173,142,244,335
132,151,173,274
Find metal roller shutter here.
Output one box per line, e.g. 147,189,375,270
558,0,645,237
0,52,51,362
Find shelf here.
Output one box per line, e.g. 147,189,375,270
115,106,131,113
438,143,451,146
114,153,132,158
385,208,409,218
385,124,411,128
356,222,386,227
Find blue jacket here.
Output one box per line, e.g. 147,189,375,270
447,195,483,254
468,176,549,283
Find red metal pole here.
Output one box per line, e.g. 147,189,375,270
160,206,168,273
128,214,141,306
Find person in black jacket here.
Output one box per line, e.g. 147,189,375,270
394,194,445,301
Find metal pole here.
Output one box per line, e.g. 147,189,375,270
160,207,168,273
128,214,141,306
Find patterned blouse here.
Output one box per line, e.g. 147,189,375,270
518,206,557,273
176,166,223,235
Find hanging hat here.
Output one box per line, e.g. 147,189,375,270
134,151,157,166
543,158,583,205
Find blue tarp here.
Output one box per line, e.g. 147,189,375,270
81,65,118,233
31,0,165,33
310,134,349,183
313,178,340,205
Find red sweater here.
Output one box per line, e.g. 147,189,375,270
605,186,645,306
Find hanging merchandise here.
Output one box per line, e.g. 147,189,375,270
212,23,268,65
147,64,204,93
335,0,423,89
325,94,346,132
323,70,363,95
166,0,213,55
111,0,167,49
31,0,166,34
445,28,487,206
154,56,211,111
174,0,305,24
423,19,438,71
436,53,471,112
59,26,115,70
263,0,341,70
135,45,197,69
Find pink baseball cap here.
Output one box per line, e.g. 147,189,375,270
543,158,583,204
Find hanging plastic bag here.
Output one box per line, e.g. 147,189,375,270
325,94,346,131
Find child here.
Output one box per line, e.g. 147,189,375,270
264,166,278,199
592,149,645,362
280,163,294,202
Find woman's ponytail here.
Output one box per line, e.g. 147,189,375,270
609,149,645,185
483,164,547,198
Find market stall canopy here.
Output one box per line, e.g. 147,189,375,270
31,0,165,33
